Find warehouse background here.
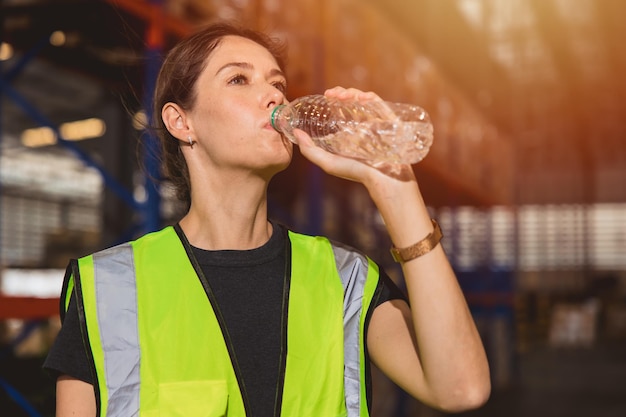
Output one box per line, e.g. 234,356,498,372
1,0,626,416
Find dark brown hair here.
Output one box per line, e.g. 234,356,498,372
153,22,287,208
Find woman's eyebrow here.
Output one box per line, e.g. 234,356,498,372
215,62,252,75
215,62,285,79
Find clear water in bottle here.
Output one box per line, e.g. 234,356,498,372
270,95,434,170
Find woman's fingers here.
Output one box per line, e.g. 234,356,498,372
324,87,397,120
293,129,368,182
324,87,379,102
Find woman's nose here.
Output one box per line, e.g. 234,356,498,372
265,87,284,109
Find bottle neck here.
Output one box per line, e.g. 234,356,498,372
270,104,287,132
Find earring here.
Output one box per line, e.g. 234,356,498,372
187,135,194,148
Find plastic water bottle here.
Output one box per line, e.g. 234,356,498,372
270,95,434,170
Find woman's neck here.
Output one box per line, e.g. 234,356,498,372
179,173,272,250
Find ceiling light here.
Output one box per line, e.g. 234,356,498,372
21,127,56,147
132,110,148,130
49,31,66,47
0,42,14,61
21,118,106,147
60,118,106,141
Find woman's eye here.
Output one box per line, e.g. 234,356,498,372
273,81,287,93
228,74,248,85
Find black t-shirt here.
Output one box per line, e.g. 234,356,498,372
44,223,406,416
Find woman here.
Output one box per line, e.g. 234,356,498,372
45,22,490,417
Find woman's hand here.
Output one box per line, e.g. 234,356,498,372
294,87,416,187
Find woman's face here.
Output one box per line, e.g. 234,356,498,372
186,35,292,176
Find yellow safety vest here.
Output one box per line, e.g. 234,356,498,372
61,225,381,417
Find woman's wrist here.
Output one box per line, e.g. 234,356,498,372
364,170,434,248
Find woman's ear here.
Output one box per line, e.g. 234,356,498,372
162,103,191,143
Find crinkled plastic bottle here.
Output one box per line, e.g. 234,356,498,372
270,95,434,171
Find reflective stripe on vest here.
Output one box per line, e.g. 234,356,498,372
75,245,141,417
332,241,377,414
70,227,379,417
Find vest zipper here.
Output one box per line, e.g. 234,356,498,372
272,229,292,417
